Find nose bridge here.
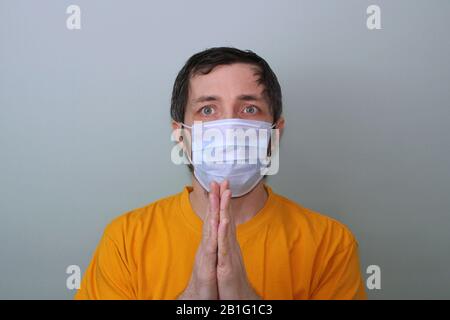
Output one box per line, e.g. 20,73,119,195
222,97,239,119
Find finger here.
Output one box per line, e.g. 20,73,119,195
218,189,232,263
217,214,230,266
219,188,231,223
202,182,220,253
209,181,220,239
221,188,237,241
210,181,220,199
220,186,235,230
219,179,229,197
209,181,220,227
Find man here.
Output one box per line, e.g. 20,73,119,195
75,47,367,300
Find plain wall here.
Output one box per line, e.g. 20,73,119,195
1,0,449,299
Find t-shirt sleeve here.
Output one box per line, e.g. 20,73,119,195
74,224,136,300
310,240,367,300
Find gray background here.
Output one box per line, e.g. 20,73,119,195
1,0,449,299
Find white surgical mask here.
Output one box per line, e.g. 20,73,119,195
181,118,274,197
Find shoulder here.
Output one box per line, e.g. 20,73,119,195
102,190,183,244
270,190,358,251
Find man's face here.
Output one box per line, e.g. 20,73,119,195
183,63,274,125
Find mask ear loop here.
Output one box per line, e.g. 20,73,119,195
180,122,192,129
178,122,194,165
266,122,278,157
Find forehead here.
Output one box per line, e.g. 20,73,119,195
188,63,264,99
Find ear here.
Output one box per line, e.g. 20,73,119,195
171,120,183,140
171,120,181,131
275,116,285,137
171,120,192,157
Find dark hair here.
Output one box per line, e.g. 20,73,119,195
170,47,283,123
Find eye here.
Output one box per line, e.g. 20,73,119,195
200,105,215,116
243,105,258,114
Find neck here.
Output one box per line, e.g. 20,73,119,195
189,178,268,226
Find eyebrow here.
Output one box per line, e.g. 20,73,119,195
192,94,263,104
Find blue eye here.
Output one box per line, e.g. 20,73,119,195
201,105,214,116
244,105,258,114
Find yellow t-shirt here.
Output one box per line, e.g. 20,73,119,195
75,185,367,300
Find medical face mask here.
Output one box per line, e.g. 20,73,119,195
181,118,274,197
